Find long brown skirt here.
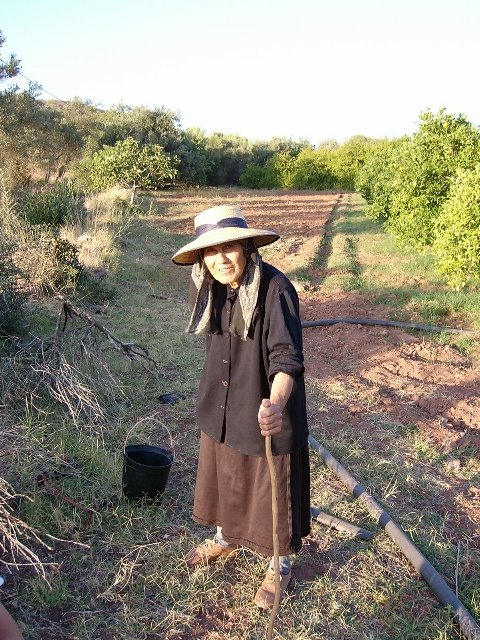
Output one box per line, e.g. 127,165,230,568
192,432,310,556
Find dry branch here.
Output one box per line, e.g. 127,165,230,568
0,477,53,580
56,295,158,370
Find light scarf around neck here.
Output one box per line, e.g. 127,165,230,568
186,248,263,340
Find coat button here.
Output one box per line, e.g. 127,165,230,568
222,380,228,387
222,359,228,364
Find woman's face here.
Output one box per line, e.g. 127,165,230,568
202,241,247,288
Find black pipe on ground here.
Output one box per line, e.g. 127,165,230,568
308,435,480,640
310,507,374,541
301,318,477,334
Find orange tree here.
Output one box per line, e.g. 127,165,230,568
374,110,480,250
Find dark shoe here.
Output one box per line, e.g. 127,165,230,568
185,539,238,567
254,568,291,609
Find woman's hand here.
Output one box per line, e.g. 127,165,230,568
258,398,283,436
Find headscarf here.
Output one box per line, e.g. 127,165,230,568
186,241,263,340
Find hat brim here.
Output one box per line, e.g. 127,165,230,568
171,227,280,265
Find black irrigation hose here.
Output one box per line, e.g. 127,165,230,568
310,507,374,541
308,435,480,640
301,318,477,334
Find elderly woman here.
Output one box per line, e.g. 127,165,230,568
172,204,310,608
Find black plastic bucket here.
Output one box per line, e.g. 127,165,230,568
123,444,174,501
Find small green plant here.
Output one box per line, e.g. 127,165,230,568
21,181,87,227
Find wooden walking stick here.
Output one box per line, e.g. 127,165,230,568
265,434,281,640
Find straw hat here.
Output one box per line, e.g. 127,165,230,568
171,204,279,265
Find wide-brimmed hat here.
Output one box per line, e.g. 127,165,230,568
171,204,279,265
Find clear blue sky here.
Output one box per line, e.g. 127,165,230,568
2,0,479,144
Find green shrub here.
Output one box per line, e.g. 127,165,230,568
202,132,252,186
382,110,480,249
433,164,480,288
266,152,295,188
0,176,24,330
329,136,377,190
13,225,84,294
240,153,294,189
85,137,178,192
355,138,405,211
21,181,87,227
292,148,336,190
41,233,83,290
239,163,269,189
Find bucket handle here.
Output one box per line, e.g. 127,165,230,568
123,413,175,457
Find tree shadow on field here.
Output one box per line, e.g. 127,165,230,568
283,193,347,286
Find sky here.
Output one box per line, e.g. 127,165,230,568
1,0,480,145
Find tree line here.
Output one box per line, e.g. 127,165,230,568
1,30,479,289
0,31,375,194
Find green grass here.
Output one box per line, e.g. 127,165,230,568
1,188,479,640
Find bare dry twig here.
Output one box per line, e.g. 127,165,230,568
0,477,53,580
56,295,158,370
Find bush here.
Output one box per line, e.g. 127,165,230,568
355,138,408,219
203,132,252,186
12,227,83,294
433,164,480,288
0,243,23,331
292,148,336,190
266,152,295,188
240,141,376,192
239,163,269,189
46,235,83,290
329,136,377,190
381,110,480,249
0,176,24,330
85,138,178,193
240,153,294,189
21,181,87,227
